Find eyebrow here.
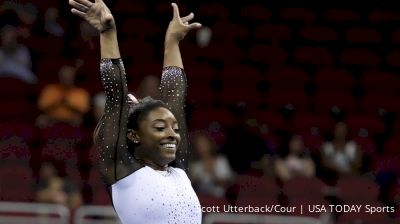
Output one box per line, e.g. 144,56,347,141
152,119,178,124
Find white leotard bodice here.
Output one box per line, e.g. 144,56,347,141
111,166,202,224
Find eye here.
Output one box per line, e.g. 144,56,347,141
174,128,180,133
155,127,165,131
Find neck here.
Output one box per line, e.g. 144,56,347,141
134,157,168,171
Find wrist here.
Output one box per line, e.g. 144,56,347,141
165,34,180,45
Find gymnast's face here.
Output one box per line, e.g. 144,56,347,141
135,107,181,167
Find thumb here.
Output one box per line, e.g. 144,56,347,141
188,23,202,30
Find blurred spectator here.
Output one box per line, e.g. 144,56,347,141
189,131,235,197
93,91,106,121
0,25,36,83
34,161,83,210
136,74,160,99
1,1,38,36
321,122,362,176
37,65,90,127
44,8,65,37
274,135,316,181
196,26,212,48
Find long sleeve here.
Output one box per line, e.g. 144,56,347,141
96,58,141,186
160,66,189,171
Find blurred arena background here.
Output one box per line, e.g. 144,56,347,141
1,0,400,223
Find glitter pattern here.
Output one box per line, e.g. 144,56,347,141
160,66,189,171
97,59,201,223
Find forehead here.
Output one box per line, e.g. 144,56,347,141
144,107,176,122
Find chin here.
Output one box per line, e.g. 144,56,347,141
162,153,176,165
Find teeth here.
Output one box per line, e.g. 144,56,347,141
163,144,176,148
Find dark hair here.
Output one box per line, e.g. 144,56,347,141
127,96,167,130
93,96,167,149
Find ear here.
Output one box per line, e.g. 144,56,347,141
127,129,140,143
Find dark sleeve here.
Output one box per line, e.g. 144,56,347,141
96,58,142,186
159,66,189,171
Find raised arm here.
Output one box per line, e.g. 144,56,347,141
70,0,140,185
160,3,201,171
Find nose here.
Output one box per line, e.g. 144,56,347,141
166,127,179,140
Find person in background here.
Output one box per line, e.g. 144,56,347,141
37,65,90,127
0,25,36,83
275,135,316,181
321,122,362,177
190,131,235,197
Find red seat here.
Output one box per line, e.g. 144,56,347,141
300,26,338,41
127,61,161,90
345,114,385,136
0,77,33,98
185,62,218,81
234,176,280,214
387,50,400,67
339,48,380,66
187,85,218,109
254,111,287,132
314,67,356,92
113,0,145,15
27,36,63,55
392,31,400,43
283,177,326,200
203,41,245,62
280,7,316,23
92,188,112,205
240,4,271,22
360,93,400,114
212,22,249,41
294,46,334,65
346,27,381,43
0,163,33,201
370,10,397,23
189,108,237,130
119,37,156,62
325,9,360,21
198,194,229,212
0,122,34,160
313,91,358,113
372,155,400,173
0,100,35,121
290,112,335,134
254,24,291,42
220,88,264,110
267,66,309,90
198,3,229,21
361,70,400,94
382,134,400,155
36,56,71,87
336,177,380,202
247,44,288,65
354,136,378,159
121,18,161,37
266,90,310,112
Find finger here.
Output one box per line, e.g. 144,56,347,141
187,22,202,30
128,94,139,104
71,8,86,18
74,0,93,8
181,13,194,23
69,0,89,12
171,3,180,19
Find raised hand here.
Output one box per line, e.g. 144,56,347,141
69,0,115,32
166,3,202,42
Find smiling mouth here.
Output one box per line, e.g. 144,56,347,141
160,143,177,151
